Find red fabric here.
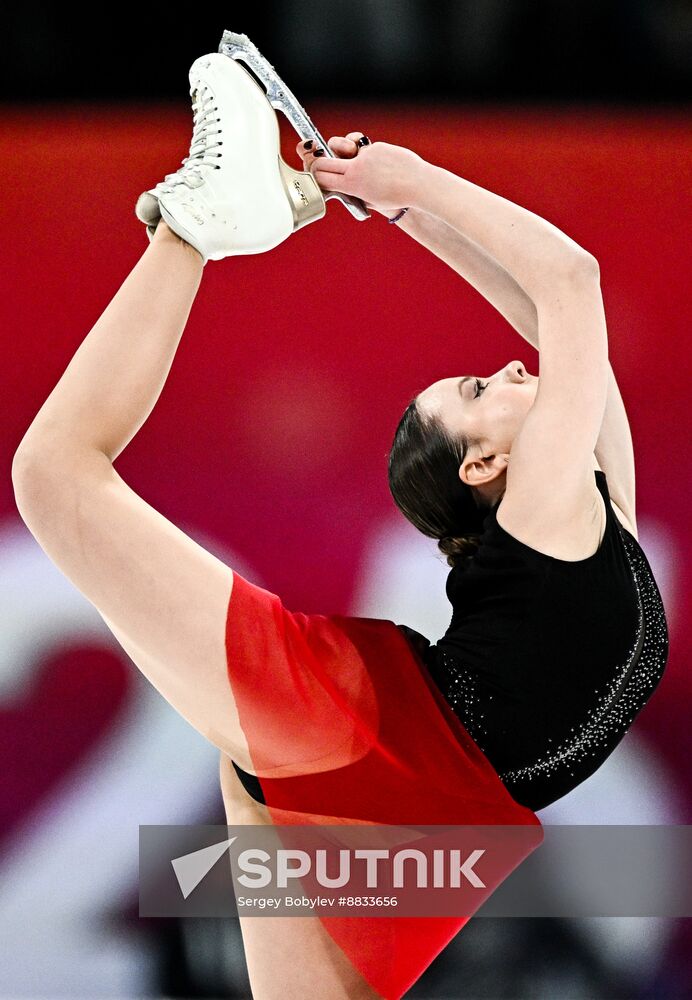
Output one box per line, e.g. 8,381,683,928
225,570,542,999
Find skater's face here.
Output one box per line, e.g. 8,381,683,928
416,360,538,486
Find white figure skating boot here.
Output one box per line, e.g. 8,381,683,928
135,52,328,263
216,31,369,223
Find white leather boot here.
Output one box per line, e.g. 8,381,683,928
135,52,326,263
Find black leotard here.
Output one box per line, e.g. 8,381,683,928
231,470,669,812
404,469,670,810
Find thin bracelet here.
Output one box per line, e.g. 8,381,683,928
388,207,410,224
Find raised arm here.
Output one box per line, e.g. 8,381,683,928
364,199,635,532
311,139,612,550
401,160,609,536
299,135,636,533
310,139,595,294
390,208,541,344
298,137,541,343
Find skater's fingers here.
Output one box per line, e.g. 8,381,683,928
295,139,316,167
308,156,347,175
345,131,372,147
311,166,352,193
327,136,358,158
308,156,351,190
294,139,348,176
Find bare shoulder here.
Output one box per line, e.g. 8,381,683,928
496,455,637,560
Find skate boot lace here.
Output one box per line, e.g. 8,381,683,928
154,84,223,194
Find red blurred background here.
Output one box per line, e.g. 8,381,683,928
1,106,690,997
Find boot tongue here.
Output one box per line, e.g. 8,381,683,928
190,88,212,152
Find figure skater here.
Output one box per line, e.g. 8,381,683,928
11,52,669,1000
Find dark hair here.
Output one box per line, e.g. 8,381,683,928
387,396,497,569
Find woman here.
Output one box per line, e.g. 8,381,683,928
11,52,668,999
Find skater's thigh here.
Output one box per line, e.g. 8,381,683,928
32,456,366,775
14,453,254,768
41,451,374,775
219,754,382,1000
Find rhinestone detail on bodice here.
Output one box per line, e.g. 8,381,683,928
437,521,669,789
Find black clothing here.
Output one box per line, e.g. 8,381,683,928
231,471,669,813
232,759,266,803
407,470,670,811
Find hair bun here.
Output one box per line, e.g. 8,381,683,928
438,533,481,568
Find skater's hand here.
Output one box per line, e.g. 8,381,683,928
295,132,425,216
296,133,384,209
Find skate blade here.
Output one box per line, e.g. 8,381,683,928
218,30,371,223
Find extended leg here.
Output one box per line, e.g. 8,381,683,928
219,753,382,1000
16,219,203,463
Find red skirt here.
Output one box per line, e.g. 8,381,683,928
225,570,542,999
